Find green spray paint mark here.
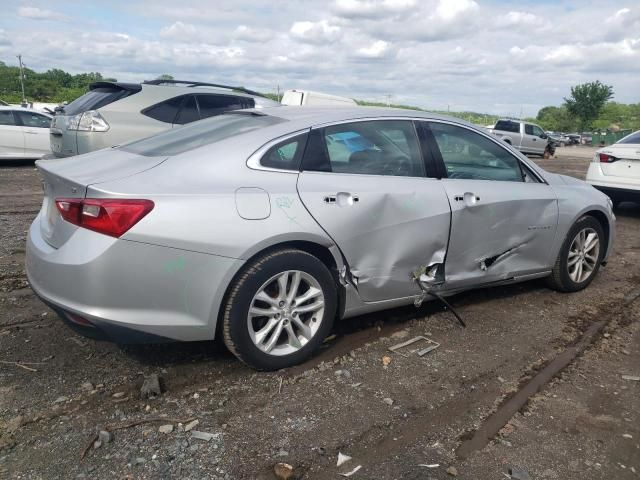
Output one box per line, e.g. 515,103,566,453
163,257,186,274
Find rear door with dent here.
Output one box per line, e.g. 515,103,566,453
297,119,451,302
424,121,559,289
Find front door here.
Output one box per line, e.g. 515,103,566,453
0,110,25,158
15,111,51,156
426,121,558,289
297,119,451,302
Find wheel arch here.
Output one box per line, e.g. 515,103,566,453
214,238,346,340
583,209,611,259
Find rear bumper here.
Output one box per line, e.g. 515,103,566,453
591,185,640,203
26,214,243,343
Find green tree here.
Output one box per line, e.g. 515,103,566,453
156,74,174,80
564,81,614,131
536,105,577,132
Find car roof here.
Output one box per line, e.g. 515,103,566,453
0,105,52,115
252,105,474,127
141,83,261,99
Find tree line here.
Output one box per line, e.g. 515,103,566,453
1,61,637,132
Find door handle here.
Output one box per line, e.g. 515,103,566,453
454,193,480,206
324,192,359,206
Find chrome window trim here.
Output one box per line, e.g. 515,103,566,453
246,128,310,173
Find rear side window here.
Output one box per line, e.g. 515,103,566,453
197,95,254,119
122,113,285,157
174,96,199,125
261,134,307,170
0,110,15,126
303,120,425,177
495,120,519,133
619,132,640,144
64,87,138,115
16,111,51,128
142,95,185,124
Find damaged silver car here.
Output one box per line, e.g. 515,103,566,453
26,107,615,370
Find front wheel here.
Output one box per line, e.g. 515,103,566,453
546,216,605,292
222,249,337,370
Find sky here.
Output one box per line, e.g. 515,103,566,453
0,0,638,117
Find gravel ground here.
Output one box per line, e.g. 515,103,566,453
0,148,638,479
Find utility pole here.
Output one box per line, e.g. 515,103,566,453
276,84,281,103
16,54,27,105
385,94,391,107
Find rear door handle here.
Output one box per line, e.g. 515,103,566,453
324,192,359,206
455,192,480,206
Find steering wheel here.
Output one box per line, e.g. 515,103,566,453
381,155,412,176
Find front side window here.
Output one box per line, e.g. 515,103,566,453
429,122,524,182
303,120,425,177
0,110,15,126
524,124,534,135
532,125,545,137
16,111,51,128
261,133,307,170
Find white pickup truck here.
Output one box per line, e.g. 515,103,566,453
488,119,551,156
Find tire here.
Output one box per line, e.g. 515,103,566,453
222,249,337,371
546,215,605,292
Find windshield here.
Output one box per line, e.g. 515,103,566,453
63,87,138,116
121,113,285,157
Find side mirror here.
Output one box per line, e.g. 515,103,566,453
540,134,548,139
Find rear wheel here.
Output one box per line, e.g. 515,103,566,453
546,216,604,292
222,249,337,370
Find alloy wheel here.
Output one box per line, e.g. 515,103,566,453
247,270,325,356
567,227,600,283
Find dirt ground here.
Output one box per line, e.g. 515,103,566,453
0,147,638,480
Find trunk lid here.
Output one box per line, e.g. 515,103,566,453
37,149,166,248
600,145,640,179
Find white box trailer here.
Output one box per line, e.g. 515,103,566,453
281,89,357,107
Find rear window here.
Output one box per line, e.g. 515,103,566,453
495,120,520,133
63,87,139,116
122,113,285,157
618,131,640,144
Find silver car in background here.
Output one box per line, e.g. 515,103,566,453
49,79,280,157
27,107,615,370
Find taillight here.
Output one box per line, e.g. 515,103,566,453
599,153,617,163
55,198,154,237
67,110,110,132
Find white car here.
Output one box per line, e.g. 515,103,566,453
0,106,52,159
586,130,640,206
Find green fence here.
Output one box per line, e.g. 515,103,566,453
591,129,632,145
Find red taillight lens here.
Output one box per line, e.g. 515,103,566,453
599,153,617,163
55,198,154,237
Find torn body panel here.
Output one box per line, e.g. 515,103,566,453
439,179,559,289
297,172,451,302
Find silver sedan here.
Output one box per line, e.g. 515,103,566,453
26,107,615,370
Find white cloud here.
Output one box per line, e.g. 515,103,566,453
160,22,199,42
333,0,416,18
2,0,639,116
0,29,11,46
356,40,390,58
290,20,342,44
434,0,477,20
17,6,70,22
